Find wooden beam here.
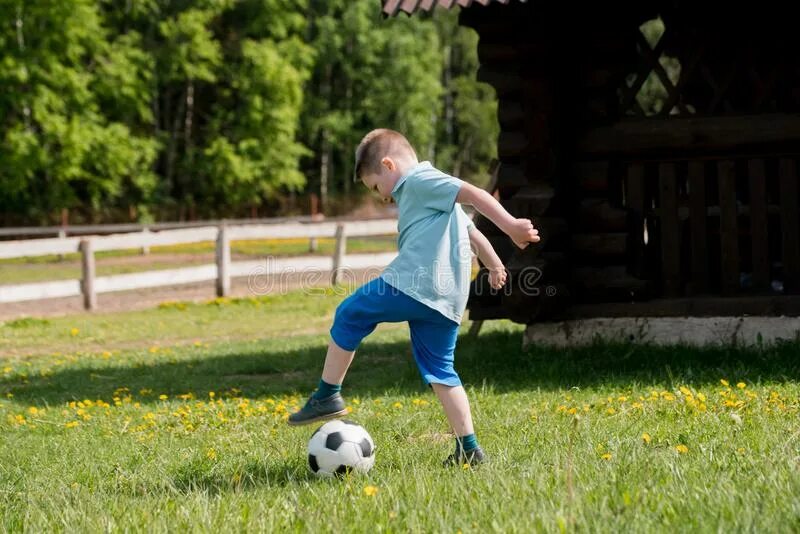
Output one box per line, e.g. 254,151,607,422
568,296,800,318
80,239,96,311
216,226,230,298
688,161,708,294
780,158,800,293
718,160,740,296
577,113,800,157
331,223,347,286
659,163,681,296
748,159,770,290
626,163,646,278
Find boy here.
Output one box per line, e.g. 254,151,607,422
288,129,539,466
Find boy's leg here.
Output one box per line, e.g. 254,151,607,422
287,339,355,426
288,277,406,426
430,383,474,437
321,339,356,385
409,316,485,465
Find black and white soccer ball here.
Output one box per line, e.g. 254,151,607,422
307,420,376,477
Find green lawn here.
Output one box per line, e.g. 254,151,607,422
1,293,799,531
0,236,396,285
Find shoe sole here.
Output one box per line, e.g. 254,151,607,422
287,408,348,426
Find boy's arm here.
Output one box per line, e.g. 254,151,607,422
457,182,540,248
468,226,507,290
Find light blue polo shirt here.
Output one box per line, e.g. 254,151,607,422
380,161,475,324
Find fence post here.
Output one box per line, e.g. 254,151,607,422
331,223,347,285
309,237,318,252
80,238,96,310
141,227,151,255
216,225,230,297
57,229,67,261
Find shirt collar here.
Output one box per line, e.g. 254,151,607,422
391,161,431,197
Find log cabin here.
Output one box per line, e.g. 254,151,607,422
383,0,800,325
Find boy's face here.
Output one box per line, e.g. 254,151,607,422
360,157,400,203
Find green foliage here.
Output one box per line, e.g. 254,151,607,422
0,1,499,223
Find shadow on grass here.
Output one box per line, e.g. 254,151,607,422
169,457,314,495
3,329,800,405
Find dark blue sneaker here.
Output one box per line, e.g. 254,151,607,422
443,447,487,467
287,392,347,426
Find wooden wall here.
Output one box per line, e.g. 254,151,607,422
464,1,800,322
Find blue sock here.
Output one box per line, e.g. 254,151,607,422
456,433,479,452
312,379,341,400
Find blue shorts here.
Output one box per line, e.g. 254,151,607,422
330,277,462,387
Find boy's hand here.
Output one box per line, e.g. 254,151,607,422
488,266,507,290
508,218,540,249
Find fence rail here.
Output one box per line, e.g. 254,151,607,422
0,219,398,309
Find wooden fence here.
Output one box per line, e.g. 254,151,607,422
0,219,398,309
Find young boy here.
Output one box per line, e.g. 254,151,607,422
288,128,539,466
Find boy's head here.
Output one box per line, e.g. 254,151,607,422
354,129,419,201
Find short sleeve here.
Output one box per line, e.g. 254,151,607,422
410,172,463,213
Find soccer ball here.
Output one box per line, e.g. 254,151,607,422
307,420,376,477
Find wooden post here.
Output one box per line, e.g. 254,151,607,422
141,227,151,255
57,229,67,261
80,238,96,310
216,225,230,297
779,159,800,293
659,162,681,297
309,237,318,253
331,223,347,285
718,160,740,296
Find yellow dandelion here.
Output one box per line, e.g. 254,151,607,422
206,448,217,460
606,407,616,415
65,421,79,429
148,346,159,354
737,447,746,454
720,379,730,387
679,386,692,396
27,407,39,415
363,485,379,496
568,407,578,415
2,367,12,374
675,444,689,454
697,392,707,402
102,351,112,359
393,402,403,409
737,382,746,389
600,453,612,460
159,394,168,400
209,392,216,399
462,463,471,470
70,328,79,336
641,433,652,444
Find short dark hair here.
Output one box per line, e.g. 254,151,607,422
353,129,416,182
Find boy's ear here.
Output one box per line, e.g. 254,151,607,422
380,157,395,172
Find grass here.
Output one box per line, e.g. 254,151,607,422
0,236,396,285
1,291,800,531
